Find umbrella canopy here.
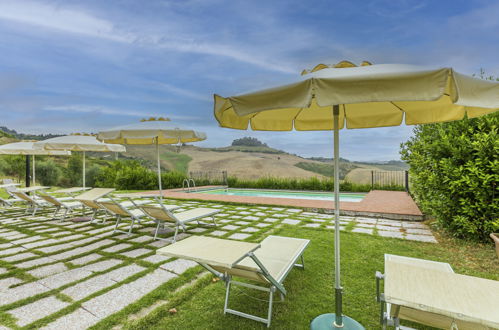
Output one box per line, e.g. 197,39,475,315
214,61,499,329
97,118,206,199
34,135,126,152
34,135,126,188
215,63,498,130
0,141,71,156
97,117,207,144
0,141,71,185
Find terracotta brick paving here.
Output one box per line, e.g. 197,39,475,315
142,188,423,219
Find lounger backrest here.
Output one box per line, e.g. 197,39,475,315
215,236,310,285
38,194,62,207
140,205,178,224
76,188,115,201
79,199,101,210
12,191,35,204
2,179,18,195
99,201,131,217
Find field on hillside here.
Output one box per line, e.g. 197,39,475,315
122,145,408,182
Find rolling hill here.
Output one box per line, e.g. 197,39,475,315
121,144,408,182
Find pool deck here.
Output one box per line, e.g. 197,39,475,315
141,187,424,221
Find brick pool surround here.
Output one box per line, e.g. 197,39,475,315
140,188,424,221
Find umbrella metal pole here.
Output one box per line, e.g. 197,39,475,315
25,155,30,188
83,151,86,189
156,137,163,202
32,155,36,186
333,105,343,327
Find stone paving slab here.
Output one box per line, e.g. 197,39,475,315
282,219,300,225
69,253,102,266
142,254,170,264
120,248,152,258
0,277,22,291
83,259,122,273
9,296,69,326
2,252,37,262
228,233,250,240
160,259,198,275
1,282,50,306
351,227,373,234
127,268,177,294
41,307,100,330
102,243,132,253
0,246,26,256
378,231,404,238
106,264,146,282
129,236,152,243
209,230,227,237
16,256,57,269
28,263,68,278
81,284,145,319
38,268,93,289
62,274,116,301
21,239,59,249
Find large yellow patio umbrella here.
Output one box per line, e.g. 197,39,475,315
34,134,126,188
97,117,207,200
214,61,499,329
0,141,71,185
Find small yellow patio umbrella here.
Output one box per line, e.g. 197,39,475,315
214,61,499,329
0,141,71,185
34,134,126,188
97,117,207,200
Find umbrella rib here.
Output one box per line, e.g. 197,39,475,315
390,101,405,112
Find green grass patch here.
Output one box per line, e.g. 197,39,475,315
295,161,358,179
160,151,192,174
126,225,498,330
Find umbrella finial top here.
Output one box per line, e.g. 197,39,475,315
301,60,373,75
140,117,171,122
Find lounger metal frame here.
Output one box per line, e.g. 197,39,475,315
199,243,308,327
140,205,218,242
38,194,82,222
375,254,456,330
99,199,145,235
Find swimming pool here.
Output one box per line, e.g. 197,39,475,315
193,188,365,202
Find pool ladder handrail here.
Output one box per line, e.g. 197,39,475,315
182,178,197,192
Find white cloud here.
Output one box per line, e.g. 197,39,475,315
0,1,131,42
43,104,200,121
0,1,295,73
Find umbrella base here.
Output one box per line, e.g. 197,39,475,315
71,216,92,223
310,314,364,330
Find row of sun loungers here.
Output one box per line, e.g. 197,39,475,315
0,183,221,241
1,181,497,328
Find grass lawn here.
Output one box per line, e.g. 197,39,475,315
122,225,498,330
160,151,192,174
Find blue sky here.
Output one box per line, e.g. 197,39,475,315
0,0,498,160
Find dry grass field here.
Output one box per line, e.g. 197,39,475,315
122,145,407,181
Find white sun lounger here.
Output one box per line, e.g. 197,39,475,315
99,200,180,235
157,235,310,327
11,191,52,216
140,205,220,242
38,194,83,221
376,254,499,330
74,188,116,221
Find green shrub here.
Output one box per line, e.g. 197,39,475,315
85,165,101,188
1,155,25,182
95,159,157,190
67,153,83,186
35,160,61,186
401,112,499,241
226,176,373,192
